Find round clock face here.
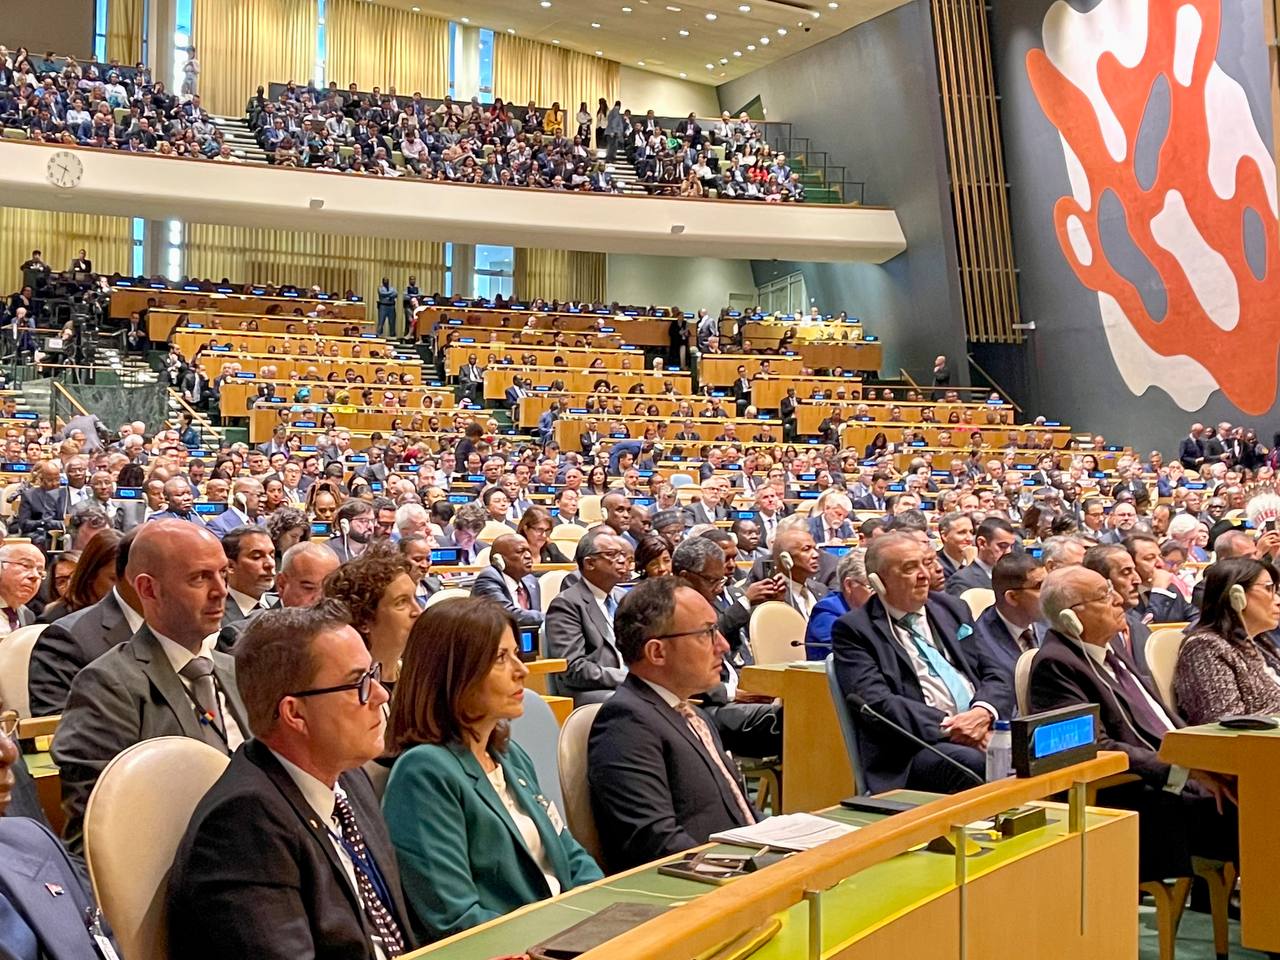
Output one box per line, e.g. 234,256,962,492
46,151,84,189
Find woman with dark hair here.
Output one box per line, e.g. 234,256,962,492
304,478,344,522
383,598,602,940
323,544,421,690
36,550,82,623
1174,557,1280,723
115,462,146,490
517,506,567,563
61,529,121,614
265,506,310,559
863,432,888,460
584,465,609,496
634,532,672,578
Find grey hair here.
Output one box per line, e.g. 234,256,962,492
938,511,969,534
1167,514,1199,538
394,501,428,534
671,536,724,575
1041,535,1089,567
279,540,337,574
864,532,919,576
1040,567,1084,627
836,547,868,587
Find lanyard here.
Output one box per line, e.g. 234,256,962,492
326,819,395,915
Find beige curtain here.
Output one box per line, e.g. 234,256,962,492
325,0,448,97
514,248,606,304
193,0,317,116
0,208,132,293
184,223,447,318
106,0,144,65
494,36,620,119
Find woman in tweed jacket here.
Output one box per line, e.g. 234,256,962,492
1175,557,1280,724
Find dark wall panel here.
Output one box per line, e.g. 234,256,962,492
716,0,969,383
4,0,96,62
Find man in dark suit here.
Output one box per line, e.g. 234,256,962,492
1177,423,1205,470
1082,543,1155,679
779,388,798,441
168,603,415,959
972,553,1046,681
731,364,752,415
772,527,831,617
16,460,68,551
28,531,143,716
578,418,602,456
470,534,544,627
503,375,526,417
807,492,854,544
833,532,1013,793
850,471,890,513
51,522,248,857
589,577,759,872
935,511,973,581
146,476,207,525
544,529,630,705
206,477,267,540
457,353,484,404
944,516,1016,597
1031,566,1237,881
1125,533,1198,624
0,817,115,960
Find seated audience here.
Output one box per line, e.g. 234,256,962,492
804,547,872,659
1175,557,1280,724
1125,533,1198,624
588,576,759,872
0,543,45,637
833,532,1012,793
383,598,601,939
944,516,1016,596
469,533,543,626
1031,566,1238,882
167,603,415,958
517,505,568,563
972,553,1046,677
323,544,421,692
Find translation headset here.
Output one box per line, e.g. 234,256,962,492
1229,583,1248,614
1053,607,1153,747
868,572,886,598
233,490,248,512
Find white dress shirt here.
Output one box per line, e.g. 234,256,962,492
484,763,561,896
153,630,245,749
115,587,144,634
882,602,996,722
228,587,265,618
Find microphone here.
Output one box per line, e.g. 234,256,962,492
844,691,986,788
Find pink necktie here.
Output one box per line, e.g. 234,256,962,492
676,701,755,825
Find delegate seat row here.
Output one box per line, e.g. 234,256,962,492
174,328,406,362
152,308,368,341
218,380,452,418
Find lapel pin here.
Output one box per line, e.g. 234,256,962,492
45,883,64,897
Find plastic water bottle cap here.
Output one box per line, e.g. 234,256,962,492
994,720,1011,731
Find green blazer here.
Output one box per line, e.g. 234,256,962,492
383,740,603,940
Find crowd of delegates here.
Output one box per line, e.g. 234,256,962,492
0,47,235,160
3,355,1280,953
249,82,806,199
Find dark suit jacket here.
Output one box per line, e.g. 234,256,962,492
806,516,853,543
0,818,111,960
1177,436,1203,470
972,605,1044,679
28,591,137,717
578,431,600,454
850,494,886,512
588,675,757,872
167,739,415,960
831,593,1013,792
50,625,248,856
1115,608,1154,680
944,561,991,597
1134,588,1197,626
936,549,966,581
469,565,544,627
544,578,625,700
16,486,68,547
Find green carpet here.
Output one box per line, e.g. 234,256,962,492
1139,906,1268,959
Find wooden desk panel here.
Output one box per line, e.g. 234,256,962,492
415,306,672,347
197,354,422,382
552,415,781,450
446,343,641,375
174,329,397,361
481,369,689,401
699,354,807,385
219,381,451,418
149,308,368,342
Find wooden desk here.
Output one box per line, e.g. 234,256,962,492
698,354,807,385
197,353,423,382
150,308,367,341
119,288,365,336
405,755,1136,960
481,368,689,401
415,306,673,347
173,328,396,361
1159,723,1280,953
523,658,567,697
446,343,640,375
219,381,451,419
741,662,855,813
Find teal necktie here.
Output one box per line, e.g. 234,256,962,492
898,613,972,713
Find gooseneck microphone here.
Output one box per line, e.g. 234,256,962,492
844,690,986,787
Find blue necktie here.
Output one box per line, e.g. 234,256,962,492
898,613,972,712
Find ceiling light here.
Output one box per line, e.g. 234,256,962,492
506,27,516,33
777,26,787,34
759,35,769,43
738,3,751,9
638,60,647,65
410,4,419,9
746,43,755,50
705,62,715,69
828,1,838,6
679,71,687,77
591,21,601,27
732,49,741,56
678,28,689,35
595,49,604,55
811,10,821,16
622,5,632,11
665,4,681,9
540,1,551,6
719,57,728,63
552,38,561,43
460,16,470,22
704,11,717,19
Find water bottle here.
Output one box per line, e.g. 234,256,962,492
985,720,1013,781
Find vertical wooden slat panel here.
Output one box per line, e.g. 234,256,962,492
930,0,1023,344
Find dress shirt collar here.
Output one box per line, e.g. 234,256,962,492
270,748,339,814
228,587,262,617
1079,640,1109,668
996,609,1032,645
883,600,924,624
637,676,682,709
502,571,523,598
585,578,610,603
153,628,217,674
114,587,144,634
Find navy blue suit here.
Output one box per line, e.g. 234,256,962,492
832,592,1013,793
971,605,1044,680
806,516,853,543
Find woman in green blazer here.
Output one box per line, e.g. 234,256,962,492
383,597,602,940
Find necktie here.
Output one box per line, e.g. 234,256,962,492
332,793,406,957
179,657,224,736
1103,649,1170,742
1017,628,1035,653
675,700,756,825
4,608,17,632
898,613,972,713
515,581,530,610
604,592,618,619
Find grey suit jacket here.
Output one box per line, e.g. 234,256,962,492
28,591,136,717
944,561,992,597
469,566,544,627
51,625,248,857
544,578,626,700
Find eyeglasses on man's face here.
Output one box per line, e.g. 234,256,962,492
284,662,383,706
1069,584,1117,609
648,623,720,645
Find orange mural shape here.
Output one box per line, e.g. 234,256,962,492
1027,0,1280,414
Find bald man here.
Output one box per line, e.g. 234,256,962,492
148,476,206,525
1030,566,1237,882
470,533,544,627
16,460,68,550
51,522,248,856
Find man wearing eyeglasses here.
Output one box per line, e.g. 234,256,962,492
545,529,632,706
168,603,414,960
0,543,42,638
1031,566,1237,883
588,577,760,872
972,554,1046,680
52,521,249,857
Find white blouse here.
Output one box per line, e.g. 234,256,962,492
485,764,561,896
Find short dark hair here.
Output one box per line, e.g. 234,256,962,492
976,516,1015,542
222,525,272,561
1193,558,1277,652
614,576,682,664
1122,532,1159,558
387,597,517,755
887,510,928,533
1082,543,1128,579
992,553,1041,597
335,499,374,525
114,526,138,581
235,600,351,736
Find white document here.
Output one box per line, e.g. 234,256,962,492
711,814,859,852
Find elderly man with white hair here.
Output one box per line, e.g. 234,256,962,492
1029,565,1237,882
808,491,853,544
0,542,44,636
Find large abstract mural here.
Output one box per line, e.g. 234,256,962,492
1025,0,1280,415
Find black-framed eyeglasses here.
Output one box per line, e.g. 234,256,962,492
683,569,728,593
285,662,383,705
648,624,719,644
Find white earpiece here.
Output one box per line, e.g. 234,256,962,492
868,572,886,598
1057,609,1083,640
1229,583,1248,614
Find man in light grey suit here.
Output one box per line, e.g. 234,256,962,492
684,476,730,527
470,534,543,627
544,528,631,705
51,521,249,857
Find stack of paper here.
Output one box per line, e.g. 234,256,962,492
710,814,859,852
